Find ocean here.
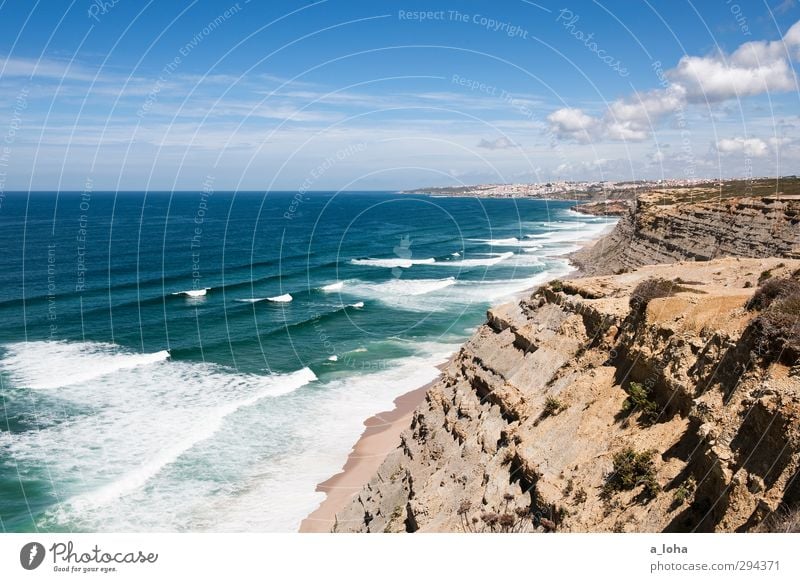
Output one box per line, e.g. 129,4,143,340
0,191,614,532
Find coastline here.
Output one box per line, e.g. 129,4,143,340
298,209,618,532
298,380,437,532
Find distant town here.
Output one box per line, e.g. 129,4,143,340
401,177,791,201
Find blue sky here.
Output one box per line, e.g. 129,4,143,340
0,0,798,190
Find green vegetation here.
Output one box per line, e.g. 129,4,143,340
550,279,564,293
662,177,800,203
603,447,660,500
542,396,567,418
621,382,659,423
746,276,800,311
672,476,696,506
746,276,800,364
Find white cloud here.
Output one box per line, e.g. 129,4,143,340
549,20,800,143
0,55,97,81
668,20,800,102
547,107,598,142
477,136,517,149
716,137,770,157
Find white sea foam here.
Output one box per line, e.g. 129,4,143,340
349,301,365,309
349,277,456,297
13,341,457,532
321,281,344,292
0,341,170,390
172,288,209,298
351,257,436,268
200,345,458,532
0,340,317,524
435,251,514,267
327,355,338,362
471,237,542,248
267,293,293,303
453,263,575,302
337,277,456,312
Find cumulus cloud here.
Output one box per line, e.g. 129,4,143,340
716,137,770,157
477,136,518,150
548,20,800,143
546,107,598,142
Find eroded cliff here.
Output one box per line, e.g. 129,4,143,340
571,192,800,276
332,258,800,533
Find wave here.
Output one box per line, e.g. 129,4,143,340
470,237,541,248
436,251,514,267
351,257,436,268
1,340,317,516
349,301,365,309
66,365,317,511
473,237,520,246
0,341,170,390
171,288,210,298
453,264,575,302
349,277,456,297
198,347,456,531
338,277,457,312
320,281,344,292
267,293,293,303
234,293,293,304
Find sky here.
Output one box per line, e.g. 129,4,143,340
0,0,798,191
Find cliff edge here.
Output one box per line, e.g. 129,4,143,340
571,191,800,276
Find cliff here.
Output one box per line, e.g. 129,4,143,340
333,258,800,532
570,199,631,217
570,193,800,276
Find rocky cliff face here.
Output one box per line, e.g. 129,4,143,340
332,256,800,533
571,193,800,276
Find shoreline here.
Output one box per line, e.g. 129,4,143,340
298,379,438,532
298,211,618,532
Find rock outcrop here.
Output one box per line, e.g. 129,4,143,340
333,258,800,532
570,199,631,217
571,193,800,276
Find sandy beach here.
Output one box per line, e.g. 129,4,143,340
298,382,434,532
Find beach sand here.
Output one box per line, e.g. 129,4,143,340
298,382,433,532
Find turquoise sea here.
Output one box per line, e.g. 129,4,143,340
0,191,614,532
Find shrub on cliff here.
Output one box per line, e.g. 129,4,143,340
542,396,566,418
746,276,800,364
751,303,800,364
603,447,660,499
746,277,800,311
758,506,800,533
621,382,659,423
